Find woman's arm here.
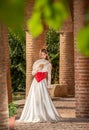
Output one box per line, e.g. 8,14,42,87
32,62,44,76
47,63,52,88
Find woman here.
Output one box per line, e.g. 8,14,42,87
18,48,61,122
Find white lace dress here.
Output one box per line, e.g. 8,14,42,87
18,59,61,122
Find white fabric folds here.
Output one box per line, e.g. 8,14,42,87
17,59,61,122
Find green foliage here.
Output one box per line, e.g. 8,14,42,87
9,30,26,92
28,0,69,37
0,0,25,30
77,25,89,56
0,0,89,56
8,102,18,117
46,29,59,84
76,10,89,56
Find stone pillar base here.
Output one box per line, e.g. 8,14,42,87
49,84,68,97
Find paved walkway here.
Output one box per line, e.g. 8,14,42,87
14,97,89,130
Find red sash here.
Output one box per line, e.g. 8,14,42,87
34,72,47,82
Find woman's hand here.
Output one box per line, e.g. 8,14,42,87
38,64,44,69
47,87,51,94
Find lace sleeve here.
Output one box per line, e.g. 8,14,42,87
32,68,38,76
32,61,38,76
32,61,44,76
47,63,52,88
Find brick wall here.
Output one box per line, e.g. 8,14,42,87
60,32,75,95
74,0,89,117
24,0,34,30
32,29,46,61
26,31,34,97
25,0,46,96
2,27,12,103
0,24,9,130
26,30,46,96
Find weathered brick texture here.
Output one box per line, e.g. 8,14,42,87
32,30,46,61
74,0,89,118
24,0,34,30
60,18,73,32
59,32,74,95
26,30,46,96
0,25,9,130
26,31,34,97
25,0,46,96
2,27,12,103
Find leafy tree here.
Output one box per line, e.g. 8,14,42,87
0,0,89,56
9,31,26,92
77,25,89,56
46,29,59,84
28,0,68,37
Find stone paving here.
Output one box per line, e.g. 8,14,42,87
14,97,89,130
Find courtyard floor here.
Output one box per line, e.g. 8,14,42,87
14,97,89,130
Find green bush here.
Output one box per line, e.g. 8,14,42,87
9,29,59,92
9,30,26,92
8,102,18,117
46,29,59,84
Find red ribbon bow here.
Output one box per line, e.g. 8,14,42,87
34,72,47,82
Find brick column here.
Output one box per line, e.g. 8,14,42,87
26,31,34,97
25,0,46,96
26,30,46,97
2,27,12,103
74,0,89,117
33,30,46,61
59,18,74,96
0,25,9,130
